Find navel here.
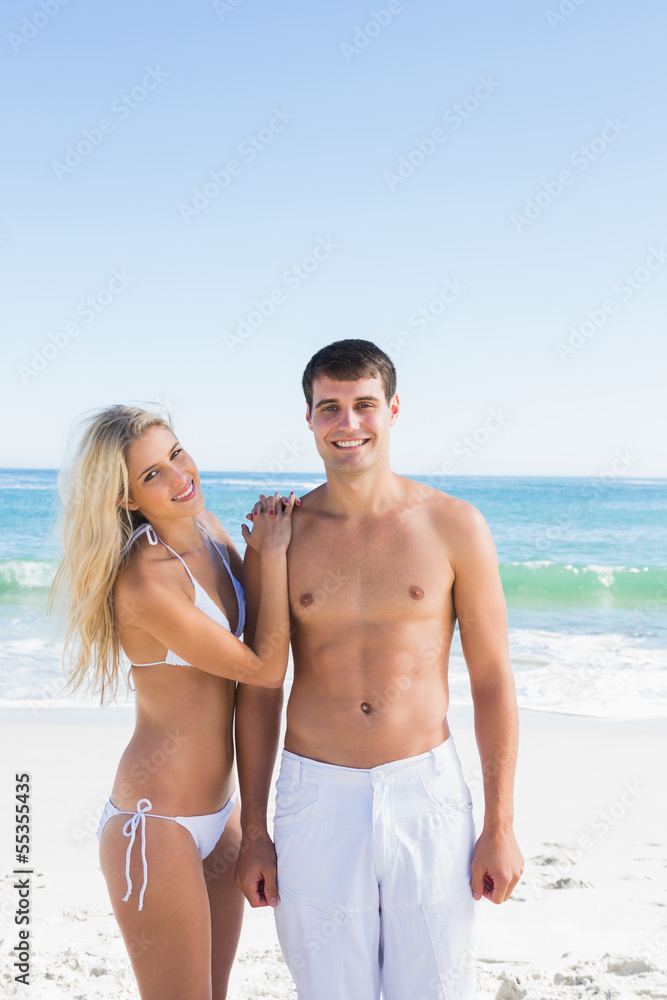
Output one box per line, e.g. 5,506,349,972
360,702,372,714
299,593,314,607
409,585,424,601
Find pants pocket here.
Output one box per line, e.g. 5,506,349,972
273,775,319,829
419,767,474,816
421,878,476,1000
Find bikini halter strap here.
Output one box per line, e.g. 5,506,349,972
121,522,159,559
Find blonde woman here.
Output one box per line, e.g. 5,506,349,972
50,405,294,1000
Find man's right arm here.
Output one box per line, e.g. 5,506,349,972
234,544,285,907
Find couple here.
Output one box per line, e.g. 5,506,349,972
52,339,522,1000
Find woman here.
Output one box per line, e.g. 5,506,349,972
49,405,294,1000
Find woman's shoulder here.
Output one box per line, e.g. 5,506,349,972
197,508,234,550
114,533,179,603
197,509,243,579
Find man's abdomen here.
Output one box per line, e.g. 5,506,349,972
285,633,453,767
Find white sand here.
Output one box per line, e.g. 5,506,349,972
1,705,666,999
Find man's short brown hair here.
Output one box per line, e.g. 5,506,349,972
302,339,397,410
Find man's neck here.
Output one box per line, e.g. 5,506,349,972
321,462,402,518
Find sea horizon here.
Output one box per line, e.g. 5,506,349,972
1,470,665,720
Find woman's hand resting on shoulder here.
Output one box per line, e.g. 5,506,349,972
241,492,299,554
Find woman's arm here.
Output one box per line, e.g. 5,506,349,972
117,495,293,687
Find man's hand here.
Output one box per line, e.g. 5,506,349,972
470,826,523,904
234,830,279,908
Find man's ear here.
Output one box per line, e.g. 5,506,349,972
306,405,313,431
389,393,400,426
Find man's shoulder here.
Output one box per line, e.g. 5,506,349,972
294,483,326,512
399,476,485,528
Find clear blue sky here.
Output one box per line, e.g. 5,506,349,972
2,0,665,477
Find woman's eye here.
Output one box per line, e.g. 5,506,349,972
171,449,182,459
144,470,157,483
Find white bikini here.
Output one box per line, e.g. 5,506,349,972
97,521,246,910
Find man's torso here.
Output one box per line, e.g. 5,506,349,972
285,478,465,767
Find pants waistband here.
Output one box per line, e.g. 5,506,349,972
280,735,458,787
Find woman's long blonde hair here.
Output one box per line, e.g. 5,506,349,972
49,405,173,703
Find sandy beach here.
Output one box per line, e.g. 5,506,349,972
1,704,665,999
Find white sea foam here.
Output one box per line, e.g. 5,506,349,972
448,628,667,720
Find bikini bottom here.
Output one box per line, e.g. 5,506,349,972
96,791,237,910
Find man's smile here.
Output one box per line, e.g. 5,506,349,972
332,439,370,449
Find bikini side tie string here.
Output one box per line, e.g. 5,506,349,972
121,798,153,911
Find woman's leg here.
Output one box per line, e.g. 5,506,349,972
203,798,245,1000
99,814,214,1000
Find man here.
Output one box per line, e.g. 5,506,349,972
235,339,523,999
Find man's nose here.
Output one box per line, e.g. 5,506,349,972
338,407,360,429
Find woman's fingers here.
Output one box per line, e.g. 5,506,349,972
280,491,301,509
247,495,267,521
246,491,301,523
266,493,278,517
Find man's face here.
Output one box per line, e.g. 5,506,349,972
306,375,399,471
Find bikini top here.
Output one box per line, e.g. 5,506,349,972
123,521,246,667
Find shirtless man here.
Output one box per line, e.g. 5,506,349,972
235,339,523,1000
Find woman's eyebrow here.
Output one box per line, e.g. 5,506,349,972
137,441,180,479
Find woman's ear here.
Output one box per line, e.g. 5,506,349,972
117,491,139,511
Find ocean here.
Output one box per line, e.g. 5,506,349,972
1,470,665,720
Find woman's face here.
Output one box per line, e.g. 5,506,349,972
124,425,204,520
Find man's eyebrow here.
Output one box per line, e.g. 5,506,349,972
314,396,381,408
137,441,180,480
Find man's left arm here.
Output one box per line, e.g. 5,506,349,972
450,503,524,904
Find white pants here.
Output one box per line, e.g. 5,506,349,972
273,736,476,1000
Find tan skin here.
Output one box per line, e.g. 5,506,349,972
97,426,294,1000
235,376,524,912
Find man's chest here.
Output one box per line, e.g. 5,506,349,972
286,516,455,626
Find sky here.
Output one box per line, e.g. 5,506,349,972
1,0,665,477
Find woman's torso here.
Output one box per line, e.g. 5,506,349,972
111,515,244,814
